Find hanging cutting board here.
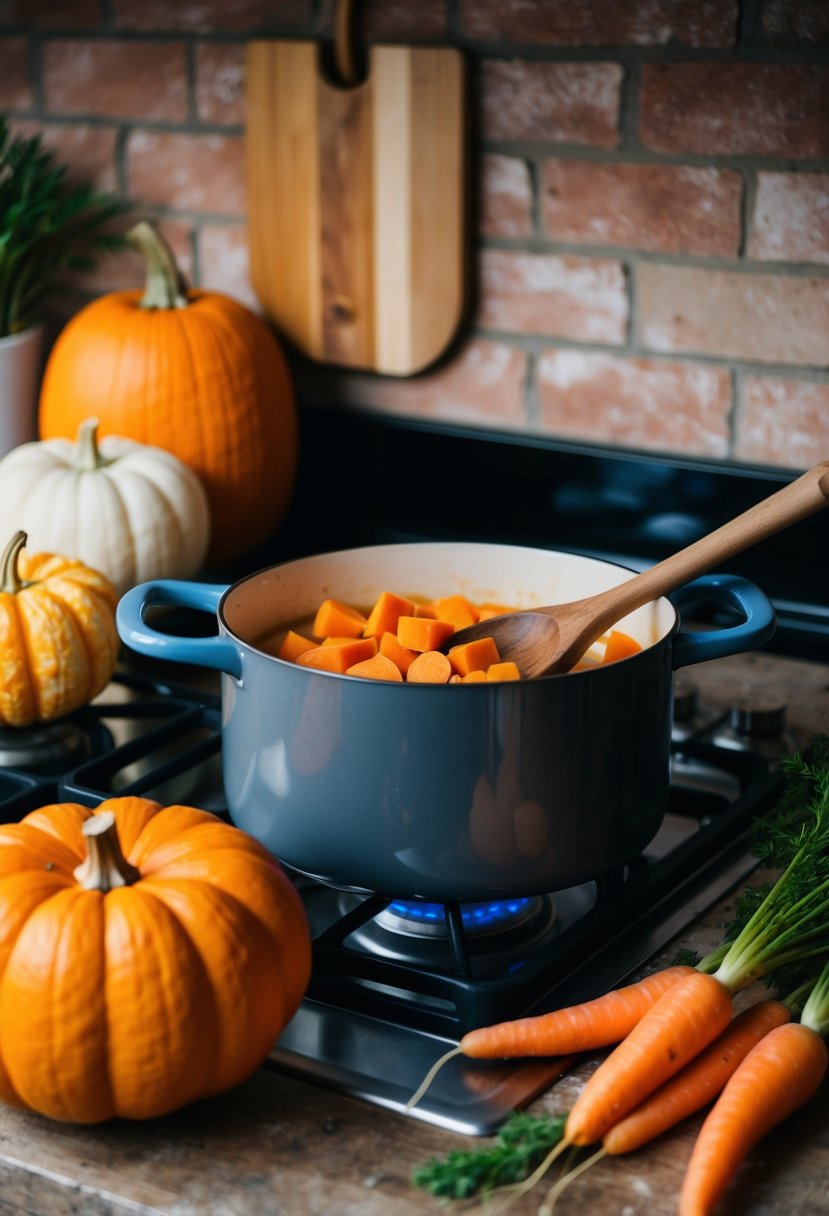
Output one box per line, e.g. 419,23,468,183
245,37,467,377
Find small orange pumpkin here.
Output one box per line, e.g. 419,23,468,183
0,530,119,726
0,797,311,1123
38,221,298,567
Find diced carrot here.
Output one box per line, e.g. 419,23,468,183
461,669,487,683
278,630,317,662
407,651,453,684
431,594,479,630
379,631,418,676
312,598,366,639
397,616,456,653
449,674,462,684
414,602,438,619
487,661,521,682
346,654,403,682
363,591,417,638
602,629,643,664
296,638,378,674
447,636,500,676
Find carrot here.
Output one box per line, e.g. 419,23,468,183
602,629,642,663
406,650,452,684
461,965,696,1060
363,591,416,638
447,636,500,676
566,970,735,1147
397,616,455,654
679,1023,828,1216
406,965,694,1111
461,669,487,683
345,654,403,682
277,629,317,662
603,998,792,1156
679,957,829,1216
312,597,366,639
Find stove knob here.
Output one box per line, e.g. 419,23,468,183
728,690,789,739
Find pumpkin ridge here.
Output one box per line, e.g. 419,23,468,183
0,595,36,726
29,584,95,708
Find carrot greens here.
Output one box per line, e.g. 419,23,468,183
411,1110,566,1200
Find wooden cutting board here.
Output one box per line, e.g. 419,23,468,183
245,39,467,377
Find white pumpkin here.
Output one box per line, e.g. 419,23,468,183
0,419,211,594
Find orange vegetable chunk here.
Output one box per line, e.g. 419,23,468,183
603,629,643,664
447,636,500,676
312,598,366,639
407,651,452,684
478,603,513,620
322,636,378,651
431,595,479,630
414,602,438,619
487,661,521,682
461,669,487,683
363,591,417,638
379,631,418,676
296,638,377,674
346,654,403,682
397,615,455,653
278,630,317,662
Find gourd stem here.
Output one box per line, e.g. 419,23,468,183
74,812,141,892
0,530,27,595
127,220,189,311
74,418,104,472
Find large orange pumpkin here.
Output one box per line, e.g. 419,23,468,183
0,797,311,1123
38,221,298,567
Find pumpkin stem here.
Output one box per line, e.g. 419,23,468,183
127,220,189,311
73,812,141,892
0,531,27,595
74,418,106,471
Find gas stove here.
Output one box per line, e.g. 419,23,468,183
2,410,826,1135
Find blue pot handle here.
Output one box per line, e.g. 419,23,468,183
116,580,242,679
670,574,776,671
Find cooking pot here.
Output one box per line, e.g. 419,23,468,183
116,542,774,902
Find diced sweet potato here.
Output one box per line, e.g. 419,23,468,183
312,598,367,639
486,661,521,682
602,629,642,664
397,616,455,653
406,651,452,684
431,594,479,630
346,654,403,682
297,638,378,674
363,591,417,638
379,631,418,676
278,630,317,662
447,636,500,676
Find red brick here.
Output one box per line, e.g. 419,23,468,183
9,121,119,192
461,0,737,46
478,249,628,344
111,0,311,32
479,154,533,239
749,172,829,267
638,264,829,368
761,0,829,46
200,223,259,311
0,0,100,27
537,350,731,457
640,63,829,159
126,131,245,215
481,60,622,148
43,39,187,121
196,43,245,126
737,376,829,467
322,0,448,42
0,38,32,110
296,339,528,430
541,160,741,256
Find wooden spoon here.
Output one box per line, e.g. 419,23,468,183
445,460,829,679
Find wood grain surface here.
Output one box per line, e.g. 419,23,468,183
1,651,827,1216
246,40,467,377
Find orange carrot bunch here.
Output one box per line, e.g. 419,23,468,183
275,589,642,683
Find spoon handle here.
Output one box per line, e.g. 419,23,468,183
584,460,829,627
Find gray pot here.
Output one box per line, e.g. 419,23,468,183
116,542,774,902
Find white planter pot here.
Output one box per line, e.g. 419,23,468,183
0,326,44,458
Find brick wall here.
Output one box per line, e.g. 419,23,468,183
2,0,828,470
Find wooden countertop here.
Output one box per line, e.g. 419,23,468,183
1,651,828,1216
